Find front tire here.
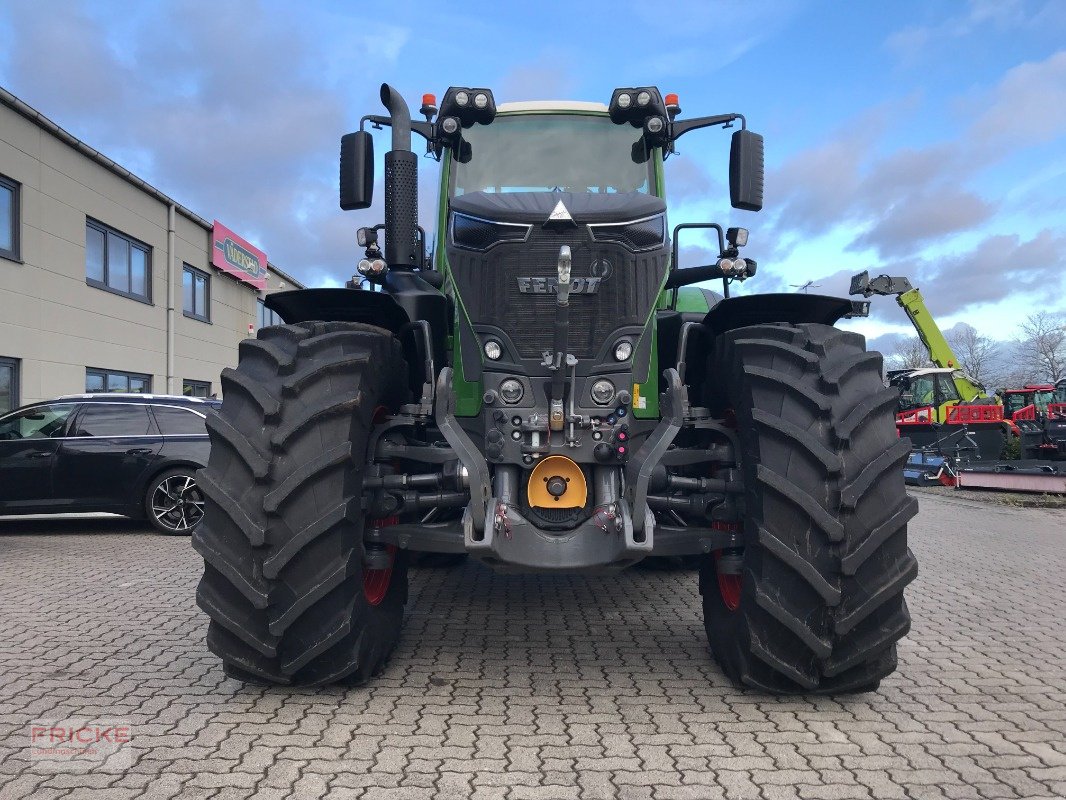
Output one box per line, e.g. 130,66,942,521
700,323,918,694
193,321,409,685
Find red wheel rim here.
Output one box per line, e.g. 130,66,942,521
712,521,743,612
364,516,397,606
715,556,742,612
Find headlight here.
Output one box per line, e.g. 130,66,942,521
637,90,651,106
499,379,524,404
474,92,488,109
591,379,616,406
455,91,469,107
613,339,633,362
451,213,531,251
588,214,666,251
484,340,502,360
617,92,632,109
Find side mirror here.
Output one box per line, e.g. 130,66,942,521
729,129,764,211
340,131,374,210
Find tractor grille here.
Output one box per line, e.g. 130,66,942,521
448,225,668,361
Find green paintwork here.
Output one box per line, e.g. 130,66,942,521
672,286,712,313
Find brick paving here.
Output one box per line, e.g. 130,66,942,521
0,491,1064,799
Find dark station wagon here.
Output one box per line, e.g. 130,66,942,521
0,393,219,534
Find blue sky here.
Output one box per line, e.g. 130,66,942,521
1,0,1063,351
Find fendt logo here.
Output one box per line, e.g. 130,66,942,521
516,276,602,295
215,237,265,280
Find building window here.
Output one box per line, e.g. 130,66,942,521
182,379,211,398
86,368,152,394
0,357,19,414
257,298,282,330
0,175,19,262
183,265,211,322
86,219,151,303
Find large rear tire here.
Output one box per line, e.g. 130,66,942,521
193,321,409,686
700,323,918,693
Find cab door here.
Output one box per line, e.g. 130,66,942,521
54,403,163,510
0,403,77,510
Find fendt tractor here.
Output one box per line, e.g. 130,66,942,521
193,85,918,694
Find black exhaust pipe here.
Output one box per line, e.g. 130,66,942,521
379,84,418,269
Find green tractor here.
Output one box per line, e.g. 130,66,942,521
193,84,918,693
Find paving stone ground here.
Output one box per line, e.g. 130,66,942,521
1,490,1064,800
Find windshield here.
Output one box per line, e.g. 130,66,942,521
451,114,652,196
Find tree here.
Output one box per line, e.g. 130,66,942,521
1014,311,1066,383
946,323,1004,389
887,336,931,372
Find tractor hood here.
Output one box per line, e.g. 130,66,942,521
450,191,665,225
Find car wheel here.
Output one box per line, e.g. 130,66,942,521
146,468,206,535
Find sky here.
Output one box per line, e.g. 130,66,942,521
1,0,1064,353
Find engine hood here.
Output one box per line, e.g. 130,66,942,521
450,191,666,225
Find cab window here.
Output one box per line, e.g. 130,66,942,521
936,374,962,405
908,376,935,407
0,405,75,440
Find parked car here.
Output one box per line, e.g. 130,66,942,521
0,393,219,534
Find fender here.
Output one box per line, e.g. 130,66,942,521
702,293,869,335
265,288,411,334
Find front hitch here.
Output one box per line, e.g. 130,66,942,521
548,245,572,432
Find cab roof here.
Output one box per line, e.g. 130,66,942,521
496,100,609,114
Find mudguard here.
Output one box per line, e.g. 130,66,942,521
265,288,410,334
703,293,869,335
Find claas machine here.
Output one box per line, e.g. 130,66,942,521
193,85,917,693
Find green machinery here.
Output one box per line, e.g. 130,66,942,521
192,85,917,694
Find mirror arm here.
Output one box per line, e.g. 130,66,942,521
360,114,435,143
670,113,745,143
664,263,727,290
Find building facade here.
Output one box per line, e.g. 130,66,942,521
0,88,301,413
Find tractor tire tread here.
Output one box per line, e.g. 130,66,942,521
700,322,917,694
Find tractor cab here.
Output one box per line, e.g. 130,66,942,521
1002,385,1056,420
891,367,962,422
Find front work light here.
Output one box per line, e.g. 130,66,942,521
727,227,749,248
609,87,667,126
440,87,496,126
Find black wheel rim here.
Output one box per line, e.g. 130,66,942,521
152,474,205,532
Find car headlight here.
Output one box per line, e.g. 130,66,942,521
451,213,531,251
591,379,616,406
499,379,524,404
588,214,666,251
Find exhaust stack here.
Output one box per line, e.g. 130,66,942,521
379,84,419,269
